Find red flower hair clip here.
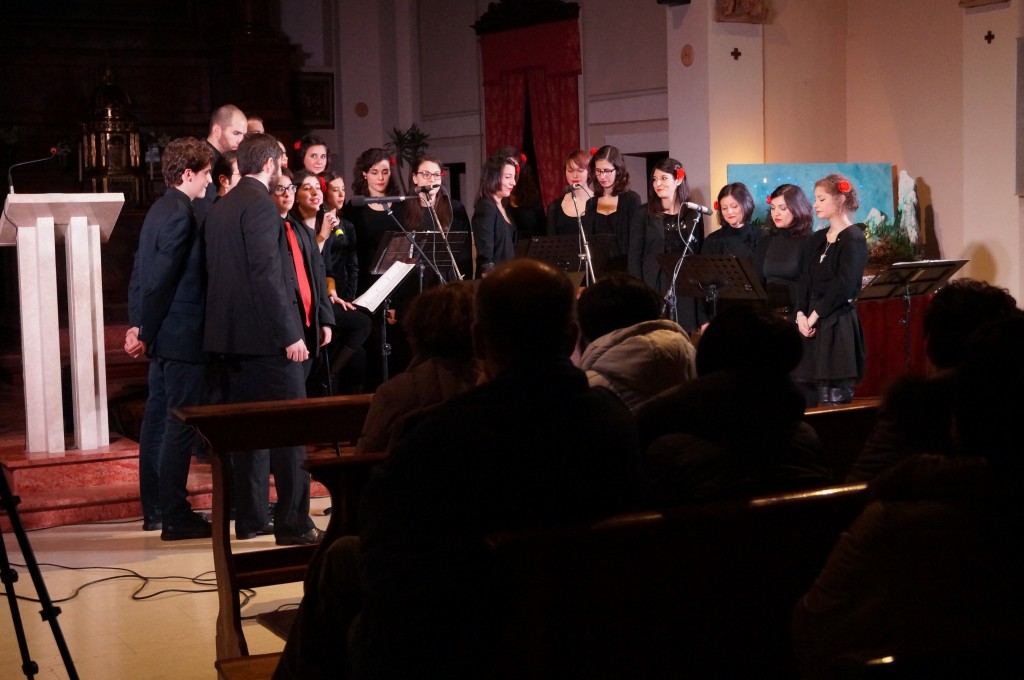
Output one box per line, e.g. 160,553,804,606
293,141,302,150
389,156,397,166
766,196,774,205
318,176,327,194
589,147,599,156
519,153,527,164
837,179,852,193
713,201,720,211
675,167,685,181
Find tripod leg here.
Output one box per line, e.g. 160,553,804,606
0,530,39,679
0,476,79,679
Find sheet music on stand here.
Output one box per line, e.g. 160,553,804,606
370,230,470,283
856,258,968,371
856,259,968,300
354,261,417,314
516,234,612,279
659,253,766,313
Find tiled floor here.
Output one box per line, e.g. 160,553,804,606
0,500,329,679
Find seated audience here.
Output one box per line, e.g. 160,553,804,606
274,259,642,680
793,314,1024,678
575,272,696,412
357,282,478,452
847,279,1018,482
636,305,831,504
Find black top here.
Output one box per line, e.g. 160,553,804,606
796,224,869,319
472,198,516,277
343,202,403,295
584,189,642,262
753,229,812,314
545,195,587,237
702,222,762,261
322,212,360,301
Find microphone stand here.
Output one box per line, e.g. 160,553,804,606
384,200,447,293
663,208,700,322
568,185,596,286
423,187,464,281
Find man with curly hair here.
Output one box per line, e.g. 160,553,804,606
125,136,214,540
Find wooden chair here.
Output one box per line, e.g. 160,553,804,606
485,484,867,679
804,400,880,480
173,394,380,663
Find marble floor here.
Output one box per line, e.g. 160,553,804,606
0,499,330,679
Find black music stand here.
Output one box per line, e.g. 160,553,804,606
659,253,767,321
857,258,967,371
517,234,612,281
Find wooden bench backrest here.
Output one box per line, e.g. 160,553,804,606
485,484,867,679
174,393,375,660
804,401,880,480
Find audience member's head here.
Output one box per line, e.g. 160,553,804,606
953,314,1024,466
403,282,476,362
474,259,576,374
577,273,662,346
924,279,1018,369
696,305,802,377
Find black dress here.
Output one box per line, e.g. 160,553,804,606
753,228,812,320
584,189,642,273
793,224,868,387
472,198,516,277
343,202,403,295
628,206,705,333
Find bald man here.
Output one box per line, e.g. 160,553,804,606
195,104,247,224
275,259,642,680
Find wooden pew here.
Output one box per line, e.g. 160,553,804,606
804,399,880,480
173,394,380,664
485,484,867,679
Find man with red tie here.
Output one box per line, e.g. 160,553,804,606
204,133,333,545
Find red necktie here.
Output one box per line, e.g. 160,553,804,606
283,219,312,327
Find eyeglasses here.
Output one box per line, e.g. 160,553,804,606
418,171,443,180
594,168,616,176
272,184,298,196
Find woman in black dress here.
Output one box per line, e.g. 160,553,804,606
472,152,519,277
793,173,869,406
344,147,403,295
402,155,472,283
586,145,642,272
754,183,814,321
546,149,592,237
628,157,705,332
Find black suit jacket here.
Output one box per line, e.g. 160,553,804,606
128,186,207,363
204,176,306,356
285,215,335,354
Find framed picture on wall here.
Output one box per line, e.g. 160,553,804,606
294,72,335,129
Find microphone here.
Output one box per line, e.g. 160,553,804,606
419,184,440,194
683,201,713,215
350,194,417,207
8,147,58,194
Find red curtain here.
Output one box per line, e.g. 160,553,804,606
480,19,582,208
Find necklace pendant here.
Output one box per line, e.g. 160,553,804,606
819,252,826,263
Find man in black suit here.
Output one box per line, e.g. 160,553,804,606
274,259,642,679
204,133,331,545
193,103,247,226
125,136,214,540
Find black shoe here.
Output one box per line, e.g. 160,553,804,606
276,527,324,546
817,385,833,406
236,521,275,540
143,518,162,531
830,387,854,405
160,513,212,541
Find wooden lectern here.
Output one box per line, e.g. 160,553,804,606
1,193,124,454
